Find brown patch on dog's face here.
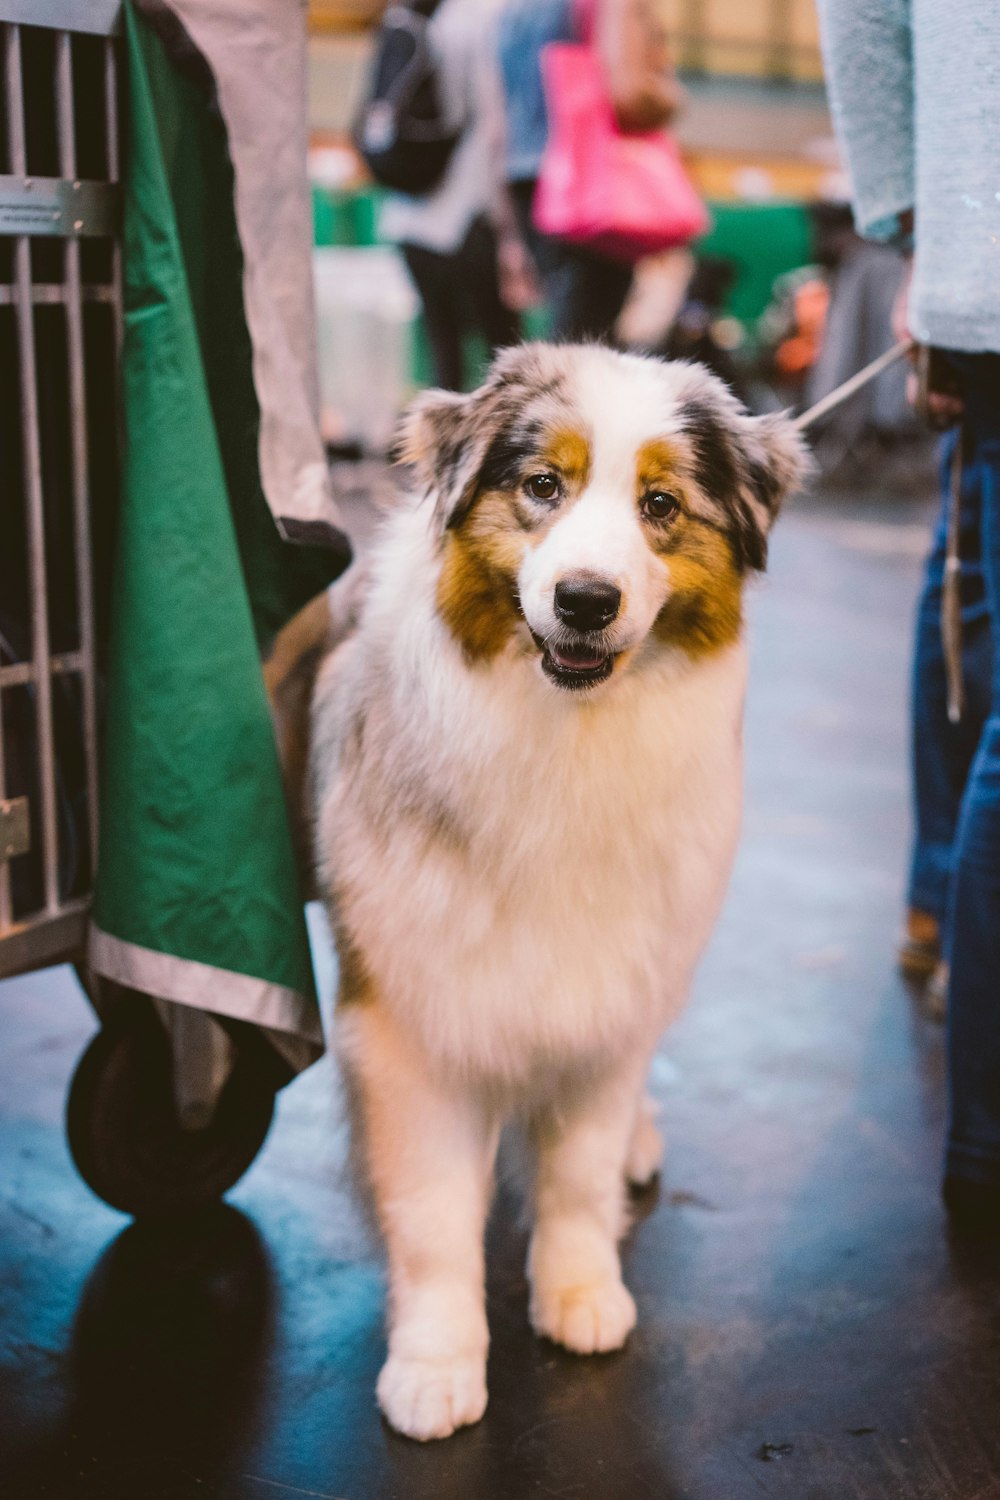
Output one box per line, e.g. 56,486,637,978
541,428,591,493
432,401,594,661
629,439,745,659
650,524,744,656
435,424,595,660
436,491,528,661
636,437,684,495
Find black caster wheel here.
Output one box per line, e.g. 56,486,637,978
66,1006,277,1219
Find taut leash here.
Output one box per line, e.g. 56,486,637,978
792,339,914,433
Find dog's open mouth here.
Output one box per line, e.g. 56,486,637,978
535,636,617,689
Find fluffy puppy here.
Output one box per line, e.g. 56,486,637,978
311,343,809,1441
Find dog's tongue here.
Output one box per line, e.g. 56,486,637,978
551,643,606,671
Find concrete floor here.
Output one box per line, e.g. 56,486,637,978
5,479,1000,1500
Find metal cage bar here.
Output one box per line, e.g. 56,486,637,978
56,29,100,875
0,643,9,937
6,23,61,917
104,31,123,357
0,283,116,304
0,28,8,936
0,26,10,933
1,12,122,976
1,3,121,37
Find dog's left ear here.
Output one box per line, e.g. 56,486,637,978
680,378,812,571
395,386,498,531
730,410,813,570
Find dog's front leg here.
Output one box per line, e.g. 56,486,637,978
528,1059,646,1354
341,1007,499,1441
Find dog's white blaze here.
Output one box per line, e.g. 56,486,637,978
518,481,666,650
518,359,687,649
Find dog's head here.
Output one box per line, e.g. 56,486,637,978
398,344,810,691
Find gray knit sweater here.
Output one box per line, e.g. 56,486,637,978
816,0,1000,353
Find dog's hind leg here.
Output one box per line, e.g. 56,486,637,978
528,1059,646,1355
339,1006,499,1441
625,1093,664,1188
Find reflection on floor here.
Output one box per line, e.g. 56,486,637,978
4,483,1000,1500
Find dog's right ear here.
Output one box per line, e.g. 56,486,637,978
394,387,497,532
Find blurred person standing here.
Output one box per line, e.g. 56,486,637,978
804,216,914,477
497,0,681,342
379,0,520,391
817,0,1000,1224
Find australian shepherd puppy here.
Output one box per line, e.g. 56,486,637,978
310,342,809,1441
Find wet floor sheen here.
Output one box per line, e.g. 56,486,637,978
4,484,1000,1500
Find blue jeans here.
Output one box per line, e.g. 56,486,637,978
909,355,1000,1183
908,431,993,924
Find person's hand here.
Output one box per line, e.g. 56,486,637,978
895,256,964,428
894,262,925,413
497,235,540,314
892,254,914,348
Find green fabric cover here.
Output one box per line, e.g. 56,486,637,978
696,201,813,324
93,3,320,1019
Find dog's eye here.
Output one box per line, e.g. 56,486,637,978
525,473,559,503
641,490,680,522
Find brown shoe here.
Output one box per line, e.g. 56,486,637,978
898,908,941,980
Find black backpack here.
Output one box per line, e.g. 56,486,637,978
353,0,461,195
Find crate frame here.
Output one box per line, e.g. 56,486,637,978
0,1,122,978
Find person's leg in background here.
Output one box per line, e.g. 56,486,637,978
552,246,633,343
942,355,1000,1216
508,178,567,327
904,430,993,982
507,179,632,343
401,241,464,392
459,216,521,359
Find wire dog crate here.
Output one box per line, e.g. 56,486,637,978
1,0,121,980
2,1,287,1217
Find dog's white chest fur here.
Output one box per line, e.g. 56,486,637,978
314,508,746,1095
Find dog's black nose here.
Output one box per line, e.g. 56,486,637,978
553,576,622,631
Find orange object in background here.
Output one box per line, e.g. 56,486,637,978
775,276,828,374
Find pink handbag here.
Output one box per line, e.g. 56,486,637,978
533,37,710,263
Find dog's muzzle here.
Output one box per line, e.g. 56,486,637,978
533,573,622,689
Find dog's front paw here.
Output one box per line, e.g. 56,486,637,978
377,1352,488,1441
530,1276,636,1355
